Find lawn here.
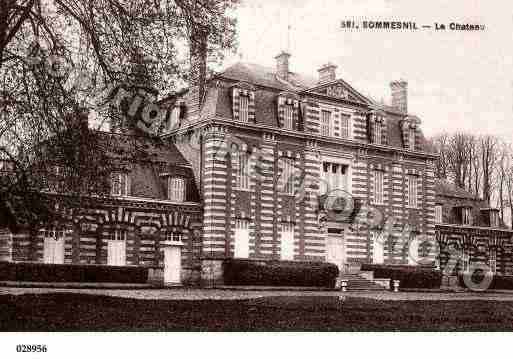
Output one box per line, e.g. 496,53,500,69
1,293,513,331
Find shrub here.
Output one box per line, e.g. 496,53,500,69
361,264,442,289
0,261,149,283
223,259,339,288
458,273,513,290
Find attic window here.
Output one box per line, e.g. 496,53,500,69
239,94,249,123
168,177,186,202
462,207,472,226
111,172,129,197
408,126,416,150
284,104,294,129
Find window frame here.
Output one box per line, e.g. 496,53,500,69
239,94,249,123
234,150,250,190
373,170,384,205
168,176,186,202
408,126,416,150
462,207,472,226
281,157,295,195
283,104,294,130
435,204,443,223
111,172,129,197
321,110,332,137
407,175,418,208
374,119,382,145
339,113,350,139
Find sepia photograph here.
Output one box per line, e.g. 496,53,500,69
0,0,512,353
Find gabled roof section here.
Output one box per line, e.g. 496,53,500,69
300,79,372,105
216,62,317,91
435,179,478,200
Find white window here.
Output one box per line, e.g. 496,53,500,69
373,170,384,204
168,177,186,202
407,175,418,208
374,120,382,144
409,127,416,150
462,207,472,225
234,151,250,190
284,104,294,130
281,158,294,194
108,230,127,266
280,223,295,260
239,95,249,123
42,229,65,264
435,205,443,223
234,219,250,258
111,172,129,197
321,162,349,194
340,114,350,138
489,249,497,274
321,110,331,136
372,231,384,264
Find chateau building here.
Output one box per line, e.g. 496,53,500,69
161,51,438,282
3,45,510,287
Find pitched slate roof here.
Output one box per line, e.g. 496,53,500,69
435,179,478,200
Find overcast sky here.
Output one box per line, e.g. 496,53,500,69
221,0,513,139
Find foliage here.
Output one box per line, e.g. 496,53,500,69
223,258,340,288
361,264,442,289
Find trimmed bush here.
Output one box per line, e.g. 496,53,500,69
223,259,339,288
0,261,149,283
458,273,513,290
361,264,442,289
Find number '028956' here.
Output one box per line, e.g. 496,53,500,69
16,344,47,353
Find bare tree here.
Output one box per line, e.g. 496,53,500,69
481,135,499,205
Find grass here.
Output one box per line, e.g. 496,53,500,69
1,293,513,331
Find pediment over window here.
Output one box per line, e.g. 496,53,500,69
302,80,371,105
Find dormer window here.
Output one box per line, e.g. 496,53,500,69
409,126,416,150
373,118,382,145
111,172,129,197
239,94,249,123
168,177,186,202
462,207,472,225
369,112,386,145
278,95,300,130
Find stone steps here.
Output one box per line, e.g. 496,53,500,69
339,273,389,291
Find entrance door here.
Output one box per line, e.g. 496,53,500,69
234,219,249,258
108,230,126,266
280,223,294,260
43,230,65,264
372,231,384,264
326,231,345,272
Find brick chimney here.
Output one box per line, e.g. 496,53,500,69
390,80,408,113
188,27,208,112
275,51,291,81
318,63,337,84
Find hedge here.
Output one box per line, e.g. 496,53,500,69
361,264,442,289
458,272,513,291
0,261,149,283
223,259,339,288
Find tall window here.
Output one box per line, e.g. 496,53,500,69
239,95,249,123
321,110,331,136
284,104,294,130
321,162,348,194
490,211,499,227
235,151,250,190
435,205,443,223
489,249,497,274
280,223,294,260
373,170,384,204
407,175,417,207
340,114,350,138
168,177,186,202
374,121,382,144
111,172,129,197
281,158,295,194
462,207,472,225
408,127,416,150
